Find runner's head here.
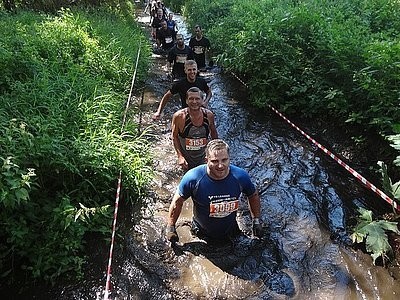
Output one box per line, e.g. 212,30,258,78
186,87,204,109
206,139,230,180
194,25,203,38
206,139,230,157
184,60,198,81
176,34,184,46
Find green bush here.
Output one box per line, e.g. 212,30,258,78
178,0,400,161
163,0,186,13
1,0,135,12
0,7,152,283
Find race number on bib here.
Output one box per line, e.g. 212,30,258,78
209,200,239,218
185,137,207,150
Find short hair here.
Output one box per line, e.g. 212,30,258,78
186,87,204,99
194,25,202,30
206,139,230,157
184,60,197,68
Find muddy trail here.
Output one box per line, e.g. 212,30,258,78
7,4,400,300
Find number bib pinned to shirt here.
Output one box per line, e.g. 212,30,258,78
193,46,204,54
185,137,207,150
176,54,188,64
209,199,239,218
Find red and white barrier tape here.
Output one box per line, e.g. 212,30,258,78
268,104,399,212
103,45,142,300
104,172,122,300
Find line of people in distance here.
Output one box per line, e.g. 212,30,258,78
147,6,264,247
148,4,211,76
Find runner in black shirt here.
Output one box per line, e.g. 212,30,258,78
153,60,212,120
156,20,175,51
151,8,166,39
189,25,211,71
168,34,194,80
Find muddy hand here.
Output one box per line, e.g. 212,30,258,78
152,112,161,120
177,156,188,170
166,225,179,245
252,218,263,238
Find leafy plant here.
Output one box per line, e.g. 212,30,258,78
0,156,37,209
378,161,400,206
351,207,399,265
387,134,400,167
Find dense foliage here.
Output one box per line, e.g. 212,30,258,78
0,6,152,283
163,0,185,13
1,0,133,12
179,0,400,168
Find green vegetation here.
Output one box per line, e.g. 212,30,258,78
0,5,152,284
379,161,400,206
178,0,400,168
351,207,399,264
1,0,134,13
163,0,186,13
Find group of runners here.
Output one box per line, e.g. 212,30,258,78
147,1,211,76
144,3,263,245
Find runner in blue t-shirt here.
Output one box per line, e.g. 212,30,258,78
166,139,263,243
166,13,178,39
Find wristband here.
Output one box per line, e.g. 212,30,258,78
253,218,260,225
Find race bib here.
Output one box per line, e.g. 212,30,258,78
165,37,173,44
193,46,204,54
209,199,239,218
185,137,207,150
176,55,187,63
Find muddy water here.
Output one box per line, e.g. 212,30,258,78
36,7,400,300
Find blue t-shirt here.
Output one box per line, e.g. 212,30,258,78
178,164,256,239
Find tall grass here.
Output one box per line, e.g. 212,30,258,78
0,7,152,283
